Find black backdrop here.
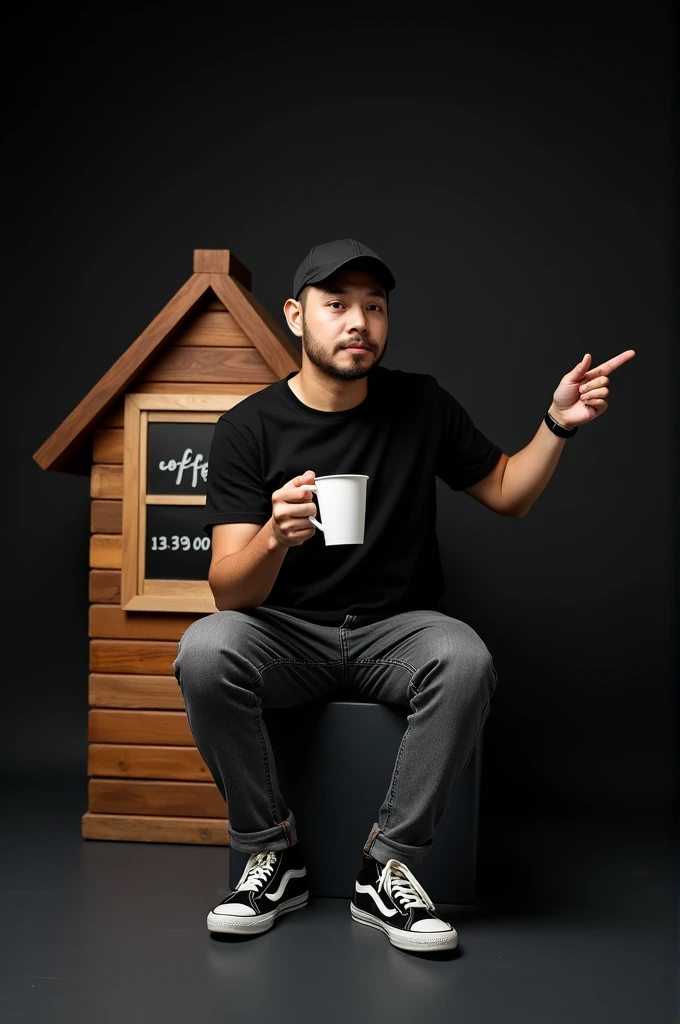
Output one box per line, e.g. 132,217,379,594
4,3,675,826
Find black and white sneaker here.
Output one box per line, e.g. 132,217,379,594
207,842,309,936
350,853,458,952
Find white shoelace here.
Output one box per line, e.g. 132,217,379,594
376,858,436,912
236,851,277,892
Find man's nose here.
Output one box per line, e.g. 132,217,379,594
346,308,369,332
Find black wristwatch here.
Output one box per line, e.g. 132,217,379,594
544,408,578,438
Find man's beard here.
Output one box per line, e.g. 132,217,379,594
301,321,387,380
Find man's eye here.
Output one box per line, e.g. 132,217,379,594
329,302,343,309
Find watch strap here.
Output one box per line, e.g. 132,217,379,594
544,408,578,437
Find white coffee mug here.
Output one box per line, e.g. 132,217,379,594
308,474,369,545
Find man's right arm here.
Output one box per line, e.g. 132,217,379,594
208,518,288,611
207,470,318,611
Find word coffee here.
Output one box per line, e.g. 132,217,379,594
158,448,209,489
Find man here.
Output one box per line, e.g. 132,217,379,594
173,238,634,954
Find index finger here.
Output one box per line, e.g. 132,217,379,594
583,349,636,379
283,479,315,501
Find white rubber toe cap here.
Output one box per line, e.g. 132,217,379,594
411,918,455,933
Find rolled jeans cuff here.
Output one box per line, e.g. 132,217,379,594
228,810,298,853
363,823,433,869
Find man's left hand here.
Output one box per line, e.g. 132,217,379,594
549,350,637,428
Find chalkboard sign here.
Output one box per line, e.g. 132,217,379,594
122,394,240,612
145,504,212,580
147,422,215,496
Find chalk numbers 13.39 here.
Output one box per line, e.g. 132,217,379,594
149,535,211,552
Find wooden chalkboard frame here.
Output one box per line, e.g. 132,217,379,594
122,393,248,612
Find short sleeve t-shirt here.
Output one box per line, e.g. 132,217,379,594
204,366,503,624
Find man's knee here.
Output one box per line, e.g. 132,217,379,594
173,609,252,691
433,621,498,697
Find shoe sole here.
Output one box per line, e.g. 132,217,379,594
349,902,458,952
207,892,309,935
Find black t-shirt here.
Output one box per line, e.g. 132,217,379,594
204,366,503,625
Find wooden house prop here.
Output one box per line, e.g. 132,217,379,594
33,250,300,845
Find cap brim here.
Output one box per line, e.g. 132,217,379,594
299,255,395,297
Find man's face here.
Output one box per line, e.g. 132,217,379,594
292,268,389,381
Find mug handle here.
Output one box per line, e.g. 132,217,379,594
307,484,324,532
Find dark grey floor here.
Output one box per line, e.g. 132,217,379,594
1,775,676,1024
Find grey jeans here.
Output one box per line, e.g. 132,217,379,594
173,606,499,869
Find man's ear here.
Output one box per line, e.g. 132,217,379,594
283,298,303,338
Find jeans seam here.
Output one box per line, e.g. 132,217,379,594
250,692,279,822
247,658,345,689
384,677,419,829
348,657,420,695
339,627,349,688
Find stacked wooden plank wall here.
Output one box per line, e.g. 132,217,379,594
81,291,279,844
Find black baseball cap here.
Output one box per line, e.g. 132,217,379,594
293,238,396,301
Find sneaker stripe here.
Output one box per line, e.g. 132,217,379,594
264,867,307,901
356,882,399,917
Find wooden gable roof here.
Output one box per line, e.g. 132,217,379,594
33,249,301,475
